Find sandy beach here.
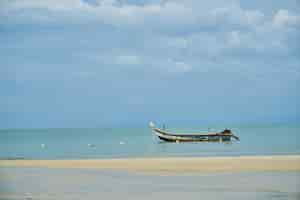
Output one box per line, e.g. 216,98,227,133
1,155,300,173
1,155,300,200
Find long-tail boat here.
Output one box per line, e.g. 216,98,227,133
149,122,239,142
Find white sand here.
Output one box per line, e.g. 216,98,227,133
1,155,300,173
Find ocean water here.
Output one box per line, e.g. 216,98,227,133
0,124,299,159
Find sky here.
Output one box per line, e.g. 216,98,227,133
0,0,300,128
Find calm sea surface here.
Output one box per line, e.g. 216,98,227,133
0,124,299,159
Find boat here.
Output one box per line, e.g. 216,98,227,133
149,122,239,142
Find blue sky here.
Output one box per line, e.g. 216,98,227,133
0,0,299,128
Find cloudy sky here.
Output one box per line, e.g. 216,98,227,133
0,0,300,128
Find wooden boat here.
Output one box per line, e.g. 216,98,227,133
149,122,239,142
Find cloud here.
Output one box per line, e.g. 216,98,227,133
0,0,87,12
0,0,266,33
150,59,192,73
212,4,265,29
166,37,188,49
1,0,300,128
115,55,141,65
227,31,241,47
174,61,192,73
1,0,299,72
272,9,300,28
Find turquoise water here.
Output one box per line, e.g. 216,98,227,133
0,125,299,159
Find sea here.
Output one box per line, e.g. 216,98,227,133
0,124,299,159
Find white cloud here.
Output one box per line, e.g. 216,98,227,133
165,37,188,49
272,9,300,28
99,0,119,6
0,0,88,11
174,61,192,72
115,55,141,65
159,59,192,73
227,31,241,47
0,0,266,32
1,0,299,76
212,5,264,28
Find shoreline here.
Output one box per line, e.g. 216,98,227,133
0,155,300,173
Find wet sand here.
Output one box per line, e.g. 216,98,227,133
0,168,300,200
1,155,300,200
0,155,300,173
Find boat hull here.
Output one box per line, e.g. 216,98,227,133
153,128,232,142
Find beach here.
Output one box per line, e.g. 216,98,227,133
1,155,300,173
1,155,300,200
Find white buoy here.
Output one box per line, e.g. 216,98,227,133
119,141,125,145
88,144,96,148
41,144,45,148
25,193,33,200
